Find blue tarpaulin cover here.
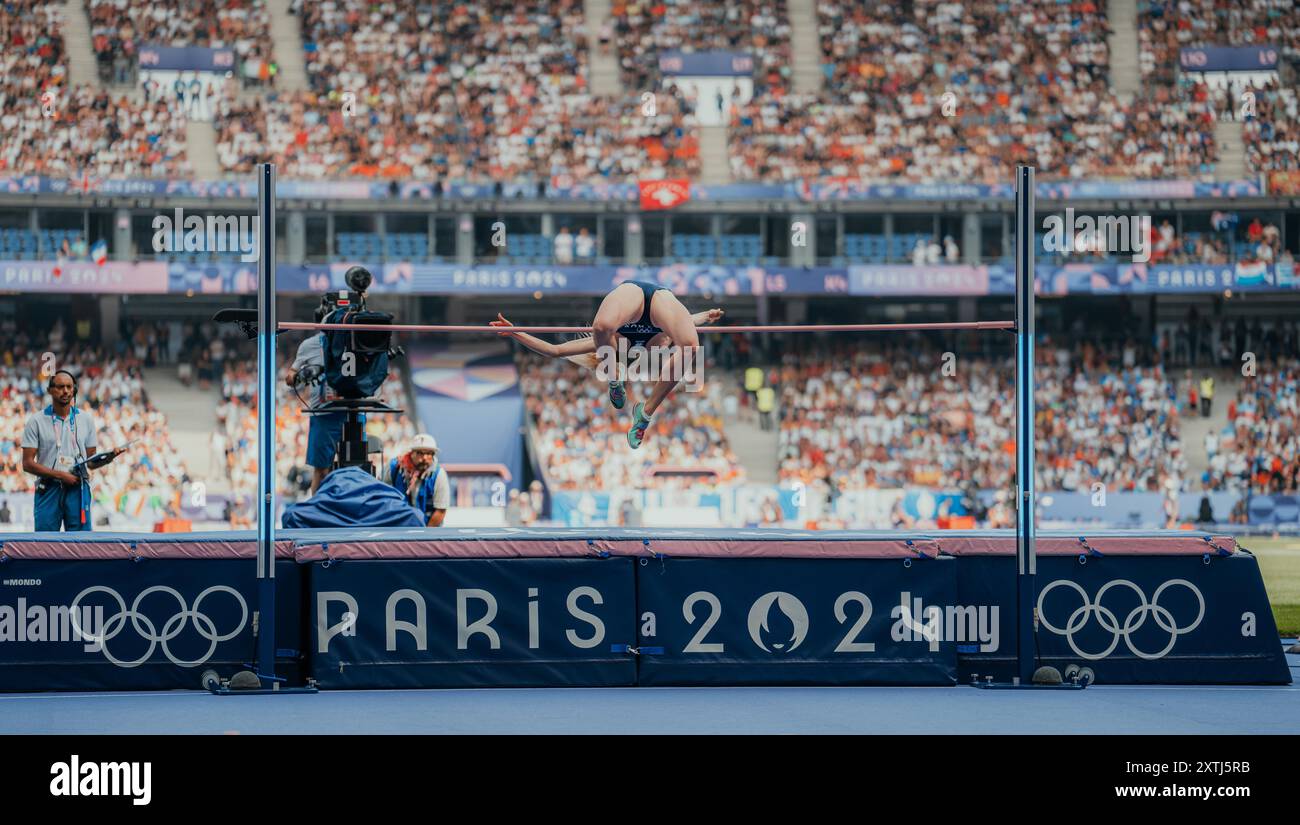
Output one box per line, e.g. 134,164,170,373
281,467,424,529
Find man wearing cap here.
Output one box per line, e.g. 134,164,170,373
383,434,450,527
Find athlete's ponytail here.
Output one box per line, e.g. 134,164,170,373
563,333,600,370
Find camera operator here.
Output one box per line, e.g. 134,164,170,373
285,295,355,494
284,265,399,491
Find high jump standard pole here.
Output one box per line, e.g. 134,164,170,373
1014,165,1037,686
256,162,278,686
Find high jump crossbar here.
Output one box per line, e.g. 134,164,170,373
279,320,1016,335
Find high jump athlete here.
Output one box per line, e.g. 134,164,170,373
490,279,723,448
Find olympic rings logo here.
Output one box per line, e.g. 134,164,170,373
1037,579,1204,661
69,585,248,668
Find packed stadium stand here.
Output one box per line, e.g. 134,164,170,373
1209,355,1300,494
86,0,276,84
612,0,793,94
208,0,702,182
1,1,193,178
0,0,1298,534
519,353,745,492
1138,0,1300,82
2,0,1296,185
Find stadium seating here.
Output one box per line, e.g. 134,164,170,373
1138,0,1300,82
86,0,276,86
5,0,1297,184
1208,356,1300,494
1,3,192,179
0,229,94,260
776,338,1189,497
611,0,793,95
518,355,745,492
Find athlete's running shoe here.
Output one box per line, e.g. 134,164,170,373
627,402,652,449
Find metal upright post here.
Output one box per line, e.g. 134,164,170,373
1014,165,1037,686
256,162,277,686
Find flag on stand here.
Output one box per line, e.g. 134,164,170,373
638,179,690,210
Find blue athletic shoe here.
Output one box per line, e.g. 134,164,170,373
627,402,652,449
608,380,626,410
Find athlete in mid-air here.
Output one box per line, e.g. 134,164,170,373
491,279,723,448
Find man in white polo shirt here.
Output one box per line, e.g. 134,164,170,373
20,370,114,532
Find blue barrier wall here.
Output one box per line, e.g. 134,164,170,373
0,559,303,691
955,554,1288,684
309,558,636,688
0,530,1289,690
634,557,957,686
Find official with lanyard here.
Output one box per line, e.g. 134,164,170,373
21,370,109,532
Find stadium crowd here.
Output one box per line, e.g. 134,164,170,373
611,0,793,94
3,0,1299,184
1205,356,1300,495
212,0,700,182
771,330,1300,504
1138,0,1300,82
1239,83,1300,173
86,0,276,86
518,354,745,491
731,0,1230,183
1,0,192,179
772,336,1195,499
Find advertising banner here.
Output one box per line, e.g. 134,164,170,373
0,261,168,293
955,554,1289,684
1180,46,1280,72
137,45,237,72
0,559,302,691
0,175,1266,201
658,52,755,76
635,557,959,685
849,264,992,296
309,558,637,688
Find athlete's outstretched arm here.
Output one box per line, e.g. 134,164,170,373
692,308,725,326
490,313,597,358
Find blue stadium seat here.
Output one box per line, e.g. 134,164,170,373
383,233,428,260
670,235,715,262
718,234,761,262
505,233,548,263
